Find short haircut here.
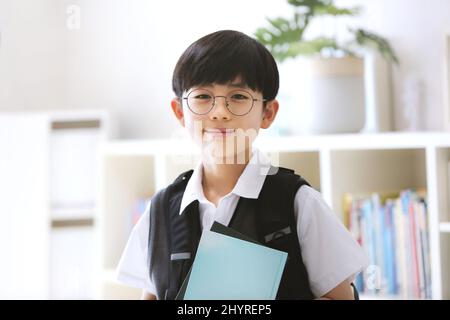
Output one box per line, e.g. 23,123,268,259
172,30,279,101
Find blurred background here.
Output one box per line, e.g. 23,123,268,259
1,0,450,299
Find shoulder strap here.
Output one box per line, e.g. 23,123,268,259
256,166,315,299
256,166,310,241
148,169,194,299
257,167,360,299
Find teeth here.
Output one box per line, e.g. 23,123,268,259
205,128,234,133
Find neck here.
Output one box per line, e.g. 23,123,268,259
201,148,252,201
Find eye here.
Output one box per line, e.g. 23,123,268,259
230,93,249,100
192,94,212,100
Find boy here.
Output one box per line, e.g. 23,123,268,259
116,30,369,300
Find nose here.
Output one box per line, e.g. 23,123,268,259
209,96,231,120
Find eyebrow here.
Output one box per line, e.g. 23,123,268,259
202,82,249,89
228,82,248,88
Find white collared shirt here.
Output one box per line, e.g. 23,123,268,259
116,148,369,298
179,147,271,232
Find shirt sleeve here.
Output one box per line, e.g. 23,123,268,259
115,200,156,295
294,185,370,298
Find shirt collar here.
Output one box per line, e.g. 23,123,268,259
178,147,272,215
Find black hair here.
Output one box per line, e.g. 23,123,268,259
172,30,279,101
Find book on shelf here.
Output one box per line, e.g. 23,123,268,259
343,188,431,299
127,196,152,233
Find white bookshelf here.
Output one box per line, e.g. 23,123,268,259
440,222,450,232
99,132,450,300
0,110,110,299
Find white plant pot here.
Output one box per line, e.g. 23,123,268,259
294,56,366,135
286,54,393,135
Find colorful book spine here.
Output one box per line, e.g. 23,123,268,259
344,189,431,299
126,196,152,234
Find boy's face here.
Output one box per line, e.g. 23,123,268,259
171,78,279,163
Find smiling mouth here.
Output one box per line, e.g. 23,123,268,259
204,128,235,134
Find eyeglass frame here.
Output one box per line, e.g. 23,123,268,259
181,88,268,116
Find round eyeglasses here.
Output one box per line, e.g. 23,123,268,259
182,88,267,116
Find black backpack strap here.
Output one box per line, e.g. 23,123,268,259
256,166,310,244
255,166,315,299
256,166,360,299
351,282,360,300
148,187,170,299
148,169,196,300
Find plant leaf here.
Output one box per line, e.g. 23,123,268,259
254,0,398,64
351,28,399,64
314,4,359,16
269,37,347,62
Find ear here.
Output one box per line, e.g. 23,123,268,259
260,99,279,129
171,97,185,127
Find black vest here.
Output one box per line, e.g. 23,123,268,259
147,166,316,300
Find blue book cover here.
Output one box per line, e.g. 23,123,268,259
183,226,288,300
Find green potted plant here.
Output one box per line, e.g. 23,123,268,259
255,0,399,134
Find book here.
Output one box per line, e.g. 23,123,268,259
344,189,431,299
175,222,261,300
180,222,288,300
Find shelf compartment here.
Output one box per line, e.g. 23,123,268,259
50,226,95,299
162,153,201,188
101,154,155,270
277,151,321,191
49,125,101,209
330,148,426,219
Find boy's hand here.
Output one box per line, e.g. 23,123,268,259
318,280,355,300
141,290,157,300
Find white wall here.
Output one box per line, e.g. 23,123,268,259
338,0,450,132
63,0,292,139
0,0,66,110
1,0,449,138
